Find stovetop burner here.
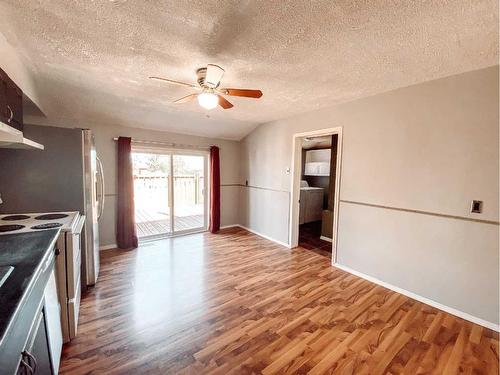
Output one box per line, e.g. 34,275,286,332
0,224,25,232
31,223,63,230
35,214,69,220
1,215,31,221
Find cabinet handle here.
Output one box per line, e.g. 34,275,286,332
6,105,13,123
20,358,33,375
22,351,37,373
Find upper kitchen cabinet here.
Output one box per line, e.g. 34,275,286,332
0,67,43,150
0,67,23,132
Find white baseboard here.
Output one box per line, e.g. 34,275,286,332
320,236,332,243
333,263,499,332
100,244,117,251
223,224,291,248
220,224,240,230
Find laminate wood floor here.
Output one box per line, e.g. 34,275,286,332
60,227,499,374
299,221,332,258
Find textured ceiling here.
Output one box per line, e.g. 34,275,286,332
0,0,498,140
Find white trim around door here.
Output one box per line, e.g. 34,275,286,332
289,127,343,264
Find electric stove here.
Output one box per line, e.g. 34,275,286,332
0,212,80,235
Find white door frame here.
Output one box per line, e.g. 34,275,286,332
289,127,343,264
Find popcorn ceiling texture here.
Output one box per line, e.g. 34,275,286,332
0,0,498,139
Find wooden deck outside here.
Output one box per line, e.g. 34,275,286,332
135,208,204,238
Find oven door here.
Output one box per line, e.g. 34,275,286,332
44,266,63,374
66,215,85,340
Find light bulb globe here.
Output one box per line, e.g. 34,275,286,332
198,92,218,110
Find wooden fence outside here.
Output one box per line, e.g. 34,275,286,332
133,175,204,205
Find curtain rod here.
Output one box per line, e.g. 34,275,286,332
112,137,212,150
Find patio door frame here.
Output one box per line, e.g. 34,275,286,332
132,145,209,239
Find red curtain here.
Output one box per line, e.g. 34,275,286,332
116,137,138,249
209,146,220,233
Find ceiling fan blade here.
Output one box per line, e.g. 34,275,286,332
174,93,198,104
217,95,233,109
221,88,263,98
205,64,225,88
149,76,198,88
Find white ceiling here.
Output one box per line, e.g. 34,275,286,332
0,0,498,140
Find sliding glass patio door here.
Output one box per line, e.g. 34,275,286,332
173,154,207,233
132,149,208,239
132,152,172,238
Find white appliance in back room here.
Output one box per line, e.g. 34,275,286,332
0,126,104,289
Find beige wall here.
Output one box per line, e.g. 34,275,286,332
239,66,499,325
26,118,241,247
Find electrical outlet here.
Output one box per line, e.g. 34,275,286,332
471,200,483,213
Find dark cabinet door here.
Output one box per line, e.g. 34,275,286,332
17,309,53,375
0,69,9,124
29,310,52,375
7,85,23,131
0,68,23,131
16,358,32,375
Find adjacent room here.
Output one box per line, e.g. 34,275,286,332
0,1,498,374
298,134,339,258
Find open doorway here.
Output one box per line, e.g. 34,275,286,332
132,149,208,240
290,127,342,263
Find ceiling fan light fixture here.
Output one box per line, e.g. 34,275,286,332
150,64,262,111
197,91,218,110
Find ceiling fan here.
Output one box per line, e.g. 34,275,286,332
149,64,263,110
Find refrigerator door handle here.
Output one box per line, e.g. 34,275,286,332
96,156,105,220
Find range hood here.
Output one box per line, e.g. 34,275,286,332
0,121,44,150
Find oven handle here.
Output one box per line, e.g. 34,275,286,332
74,215,86,234
96,156,105,220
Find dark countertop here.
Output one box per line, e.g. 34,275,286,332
0,229,60,346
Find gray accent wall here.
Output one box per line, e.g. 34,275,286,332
0,125,85,213
238,66,499,324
